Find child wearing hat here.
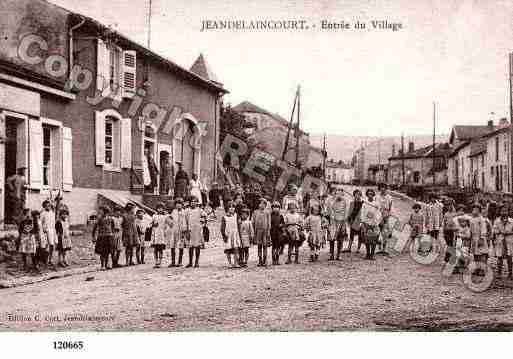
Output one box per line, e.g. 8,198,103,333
253,198,271,266
238,206,253,267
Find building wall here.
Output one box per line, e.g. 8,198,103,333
1,1,223,225
469,153,486,190
485,132,510,193
388,157,446,186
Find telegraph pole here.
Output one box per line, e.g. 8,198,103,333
322,133,327,181
147,0,153,48
401,132,405,186
433,101,436,186
509,53,513,192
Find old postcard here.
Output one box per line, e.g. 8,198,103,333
0,0,512,352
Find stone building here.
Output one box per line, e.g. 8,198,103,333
0,0,227,224
388,142,450,186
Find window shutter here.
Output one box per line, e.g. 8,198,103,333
28,119,43,189
120,117,132,168
95,111,105,166
62,127,73,192
122,50,137,98
96,39,110,92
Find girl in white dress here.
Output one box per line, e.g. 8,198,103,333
221,204,241,268
190,174,203,205
151,203,173,268
41,200,57,266
284,202,303,264
186,196,206,268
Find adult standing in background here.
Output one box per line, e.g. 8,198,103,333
6,167,28,224
190,173,203,204
174,162,189,200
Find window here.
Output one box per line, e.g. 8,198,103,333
105,119,113,165
42,125,51,186
103,116,120,169
496,137,499,161
108,45,121,91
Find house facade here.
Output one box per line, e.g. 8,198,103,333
0,0,226,224
482,122,510,193
326,160,353,184
388,143,450,186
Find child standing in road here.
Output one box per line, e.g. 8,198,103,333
493,205,513,278
455,215,471,273
270,202,285,265
186,196,206,268
93,206,115,270
169,198,188,267
469,204,489,276
55,209,72,267
122,203,139,266
111,209,124,268
221,204,241,268
19,218,36,271
347,189,364,253
305,204,323,262
253,198,271,267
151,203,172,268
442,202,458,263
239,207,253,267
361,189,381,260
135,209,149,265
284,202,303,264
408,203,425,252
32,210,47,269
328,191,347,260
41,200,57,267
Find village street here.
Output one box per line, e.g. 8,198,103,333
0,189,512,331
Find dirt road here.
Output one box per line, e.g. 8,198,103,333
0,190,512,331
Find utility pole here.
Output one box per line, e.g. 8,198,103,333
401,132,405,186
433,101,436,186
322,133,327,181
295,85,301,169
509,53,513,193
147,0,153,48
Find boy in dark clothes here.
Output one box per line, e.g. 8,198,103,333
270,201,285,265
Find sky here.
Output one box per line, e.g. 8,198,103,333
50,0,513,137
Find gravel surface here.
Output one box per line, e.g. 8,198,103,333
0,190,512,331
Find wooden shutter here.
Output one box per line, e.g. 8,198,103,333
122,50,136,98
95,111,105,166
120,117,132,168
62,127,73,191
96,38,109,92
28,119,43,189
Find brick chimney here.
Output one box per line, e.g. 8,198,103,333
498,118,509,128
408,142,414,153
487,120,494,129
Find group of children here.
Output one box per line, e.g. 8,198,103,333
92,196,208,270
409,196,513,278
17,199,72,271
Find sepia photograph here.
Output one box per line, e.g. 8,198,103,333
0,0,512,348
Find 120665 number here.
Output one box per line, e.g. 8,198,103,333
53,341,84,350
